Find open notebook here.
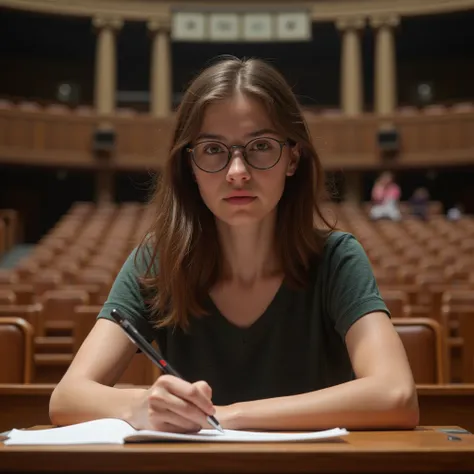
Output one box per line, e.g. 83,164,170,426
4,418,348,445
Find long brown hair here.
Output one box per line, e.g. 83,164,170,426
138,57,333,330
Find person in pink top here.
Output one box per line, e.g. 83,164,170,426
370,172,401,220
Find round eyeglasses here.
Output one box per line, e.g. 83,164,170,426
186,137,290,173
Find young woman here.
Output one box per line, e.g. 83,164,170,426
50,58,418,433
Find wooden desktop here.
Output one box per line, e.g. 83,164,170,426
1,426,474,473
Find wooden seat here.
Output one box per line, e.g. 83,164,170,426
442,290,474,307
0,304,41,333
0,289,16,305
0,317,34,383
39,289,90,337
393,318,446,384
75,269,112,298
0,283,35,304
31,269,62,296
441,305,474,383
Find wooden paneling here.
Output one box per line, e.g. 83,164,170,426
0,109,473,171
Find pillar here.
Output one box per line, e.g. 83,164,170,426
148,18,172,117
92,17,123,204
336,16,365,116
93,16,123,115
371,14,400,115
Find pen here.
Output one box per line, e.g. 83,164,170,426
110,308,224,433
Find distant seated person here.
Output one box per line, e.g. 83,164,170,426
410,187,430,220
369,172,401,221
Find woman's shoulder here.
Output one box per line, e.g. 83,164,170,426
308,230,363,272
126,236,159,277
322,230,358,254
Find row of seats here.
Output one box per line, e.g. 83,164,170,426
0,201,473,385
0,315,445,386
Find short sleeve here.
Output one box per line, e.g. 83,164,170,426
324,232,390,340
97,245,156,342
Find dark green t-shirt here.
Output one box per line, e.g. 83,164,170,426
98,231,389,406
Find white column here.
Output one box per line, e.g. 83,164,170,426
93,16,123,116
336,16,365,116
148,18,172,117
371,14,400,115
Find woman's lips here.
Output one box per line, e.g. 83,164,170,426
224,196,256,205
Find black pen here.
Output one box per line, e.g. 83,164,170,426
110,308,224,433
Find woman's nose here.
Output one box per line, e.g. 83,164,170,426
226,152,251,182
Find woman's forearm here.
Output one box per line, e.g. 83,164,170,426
49,378,146,427
229,377,419,431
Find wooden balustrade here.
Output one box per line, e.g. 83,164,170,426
0,108,473,170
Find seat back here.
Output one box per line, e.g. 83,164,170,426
393,318,446,384
0,304,41,333
0,284,35,304
442,305,474,383
0,289,16,305
0,317,34,383
39,289,90,336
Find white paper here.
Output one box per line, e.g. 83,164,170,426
126,427,348,443
5,419,135,445
5,418,348,446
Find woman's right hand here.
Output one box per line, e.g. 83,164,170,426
131,375,216,433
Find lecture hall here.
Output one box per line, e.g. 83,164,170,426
0,0,474,472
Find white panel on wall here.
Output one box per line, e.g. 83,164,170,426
172,12,206,41
242,13,273,41
209,13,240,41
276,12,311,41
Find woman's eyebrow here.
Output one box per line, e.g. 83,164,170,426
195,128,279,142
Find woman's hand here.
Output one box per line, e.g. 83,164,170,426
130,374,216,433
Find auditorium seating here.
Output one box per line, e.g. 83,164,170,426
0,201,473,384
0,317,34,383
393,318,446,384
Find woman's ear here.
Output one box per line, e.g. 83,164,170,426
286,143,301,176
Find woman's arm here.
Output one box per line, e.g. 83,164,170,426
220,312,419,431
49,319,148,427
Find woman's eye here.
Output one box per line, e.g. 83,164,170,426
252,141,271,151
205,145,223,154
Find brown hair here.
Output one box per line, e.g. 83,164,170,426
138,57,333,330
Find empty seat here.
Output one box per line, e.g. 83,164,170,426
0,304,41,333
39,289,89,337
0,289,16,305
441,305,474,383
393,318,446,384
0,284,35,305
0,317,34,383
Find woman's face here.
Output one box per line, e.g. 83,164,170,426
190,94,299,227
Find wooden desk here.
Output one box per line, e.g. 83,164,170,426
1,427,473,473
2,384,474,434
